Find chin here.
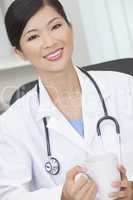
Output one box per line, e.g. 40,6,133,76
46,65,68,73
44,59,72,73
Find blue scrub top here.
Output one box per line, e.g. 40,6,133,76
69,119,84,137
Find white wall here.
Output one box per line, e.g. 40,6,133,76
78,0,133,64
60,0,90,66
0,66,37,112
0,5,11,58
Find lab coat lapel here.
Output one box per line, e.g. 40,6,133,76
47,112,89,153
78,70,100,146
36,77,88,152
82,79,101,146
37,71,88,151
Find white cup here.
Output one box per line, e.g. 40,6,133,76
86,153,121,200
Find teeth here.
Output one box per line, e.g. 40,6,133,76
47,49,61,59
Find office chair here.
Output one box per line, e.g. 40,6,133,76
9,58,133,105
10,80,38,105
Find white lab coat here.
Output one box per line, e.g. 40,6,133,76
0,67,133,200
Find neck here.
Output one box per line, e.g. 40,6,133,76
39,65,81,103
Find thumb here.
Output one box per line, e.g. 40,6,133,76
66,165,86,182
117,165,127,180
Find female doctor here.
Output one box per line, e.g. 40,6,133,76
0,0,133,199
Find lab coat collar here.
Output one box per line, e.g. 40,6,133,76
36,66,111,121
36,66,87,120
36,78,60,120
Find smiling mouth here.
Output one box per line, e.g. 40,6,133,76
44,48,63,62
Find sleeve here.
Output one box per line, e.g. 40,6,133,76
0,185,63,200
0,120,63,200
124,75,133,182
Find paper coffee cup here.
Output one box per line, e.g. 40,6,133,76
86,153,121,200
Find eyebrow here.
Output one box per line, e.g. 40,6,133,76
23,17,61,37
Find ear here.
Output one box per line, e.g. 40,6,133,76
13,47,27,60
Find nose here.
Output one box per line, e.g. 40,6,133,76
41,32,56,48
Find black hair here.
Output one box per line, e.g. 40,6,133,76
5,0,71,50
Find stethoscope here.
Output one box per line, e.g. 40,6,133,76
37,67,121,175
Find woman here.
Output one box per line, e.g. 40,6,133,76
0,0,133,199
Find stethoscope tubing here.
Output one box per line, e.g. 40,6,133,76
37,67,122,175
79,67,108,116
43,117,51,157
80,68,122,163
37,83,52,157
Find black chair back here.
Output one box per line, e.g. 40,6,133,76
9,58,133,106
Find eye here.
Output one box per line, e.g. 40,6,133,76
52,23,62,30
27,34,39,41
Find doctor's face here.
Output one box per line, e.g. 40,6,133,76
18,6,74,74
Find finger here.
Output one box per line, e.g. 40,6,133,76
117,165,127,180
111,180,128,189
118,190,128,199
72,174,89,193
120,179,128,189
84,182,97,200
75,172,89,182
111,181,121,188
109,190,128,199
74,179,94,199
66,165,86,181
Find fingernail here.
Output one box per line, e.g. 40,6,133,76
111,181,121,187
108,193,115,198
80,165,88,172
96,185,99,192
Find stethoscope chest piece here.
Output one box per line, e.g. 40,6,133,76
45,157,60,175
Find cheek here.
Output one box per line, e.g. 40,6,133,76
63,29,74,50
67,28,74,46
67,32,74,54
55,27,73,47
21,44,40,60
20,37,42,59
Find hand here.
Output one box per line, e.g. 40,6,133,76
61,165,97,200
109,165,133,199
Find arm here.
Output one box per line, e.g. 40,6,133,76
0,125,63,200
0,185,63,200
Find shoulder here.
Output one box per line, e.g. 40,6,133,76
79,70,133,99
88,70,133,91
0,85,38,133
88,70,133,82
